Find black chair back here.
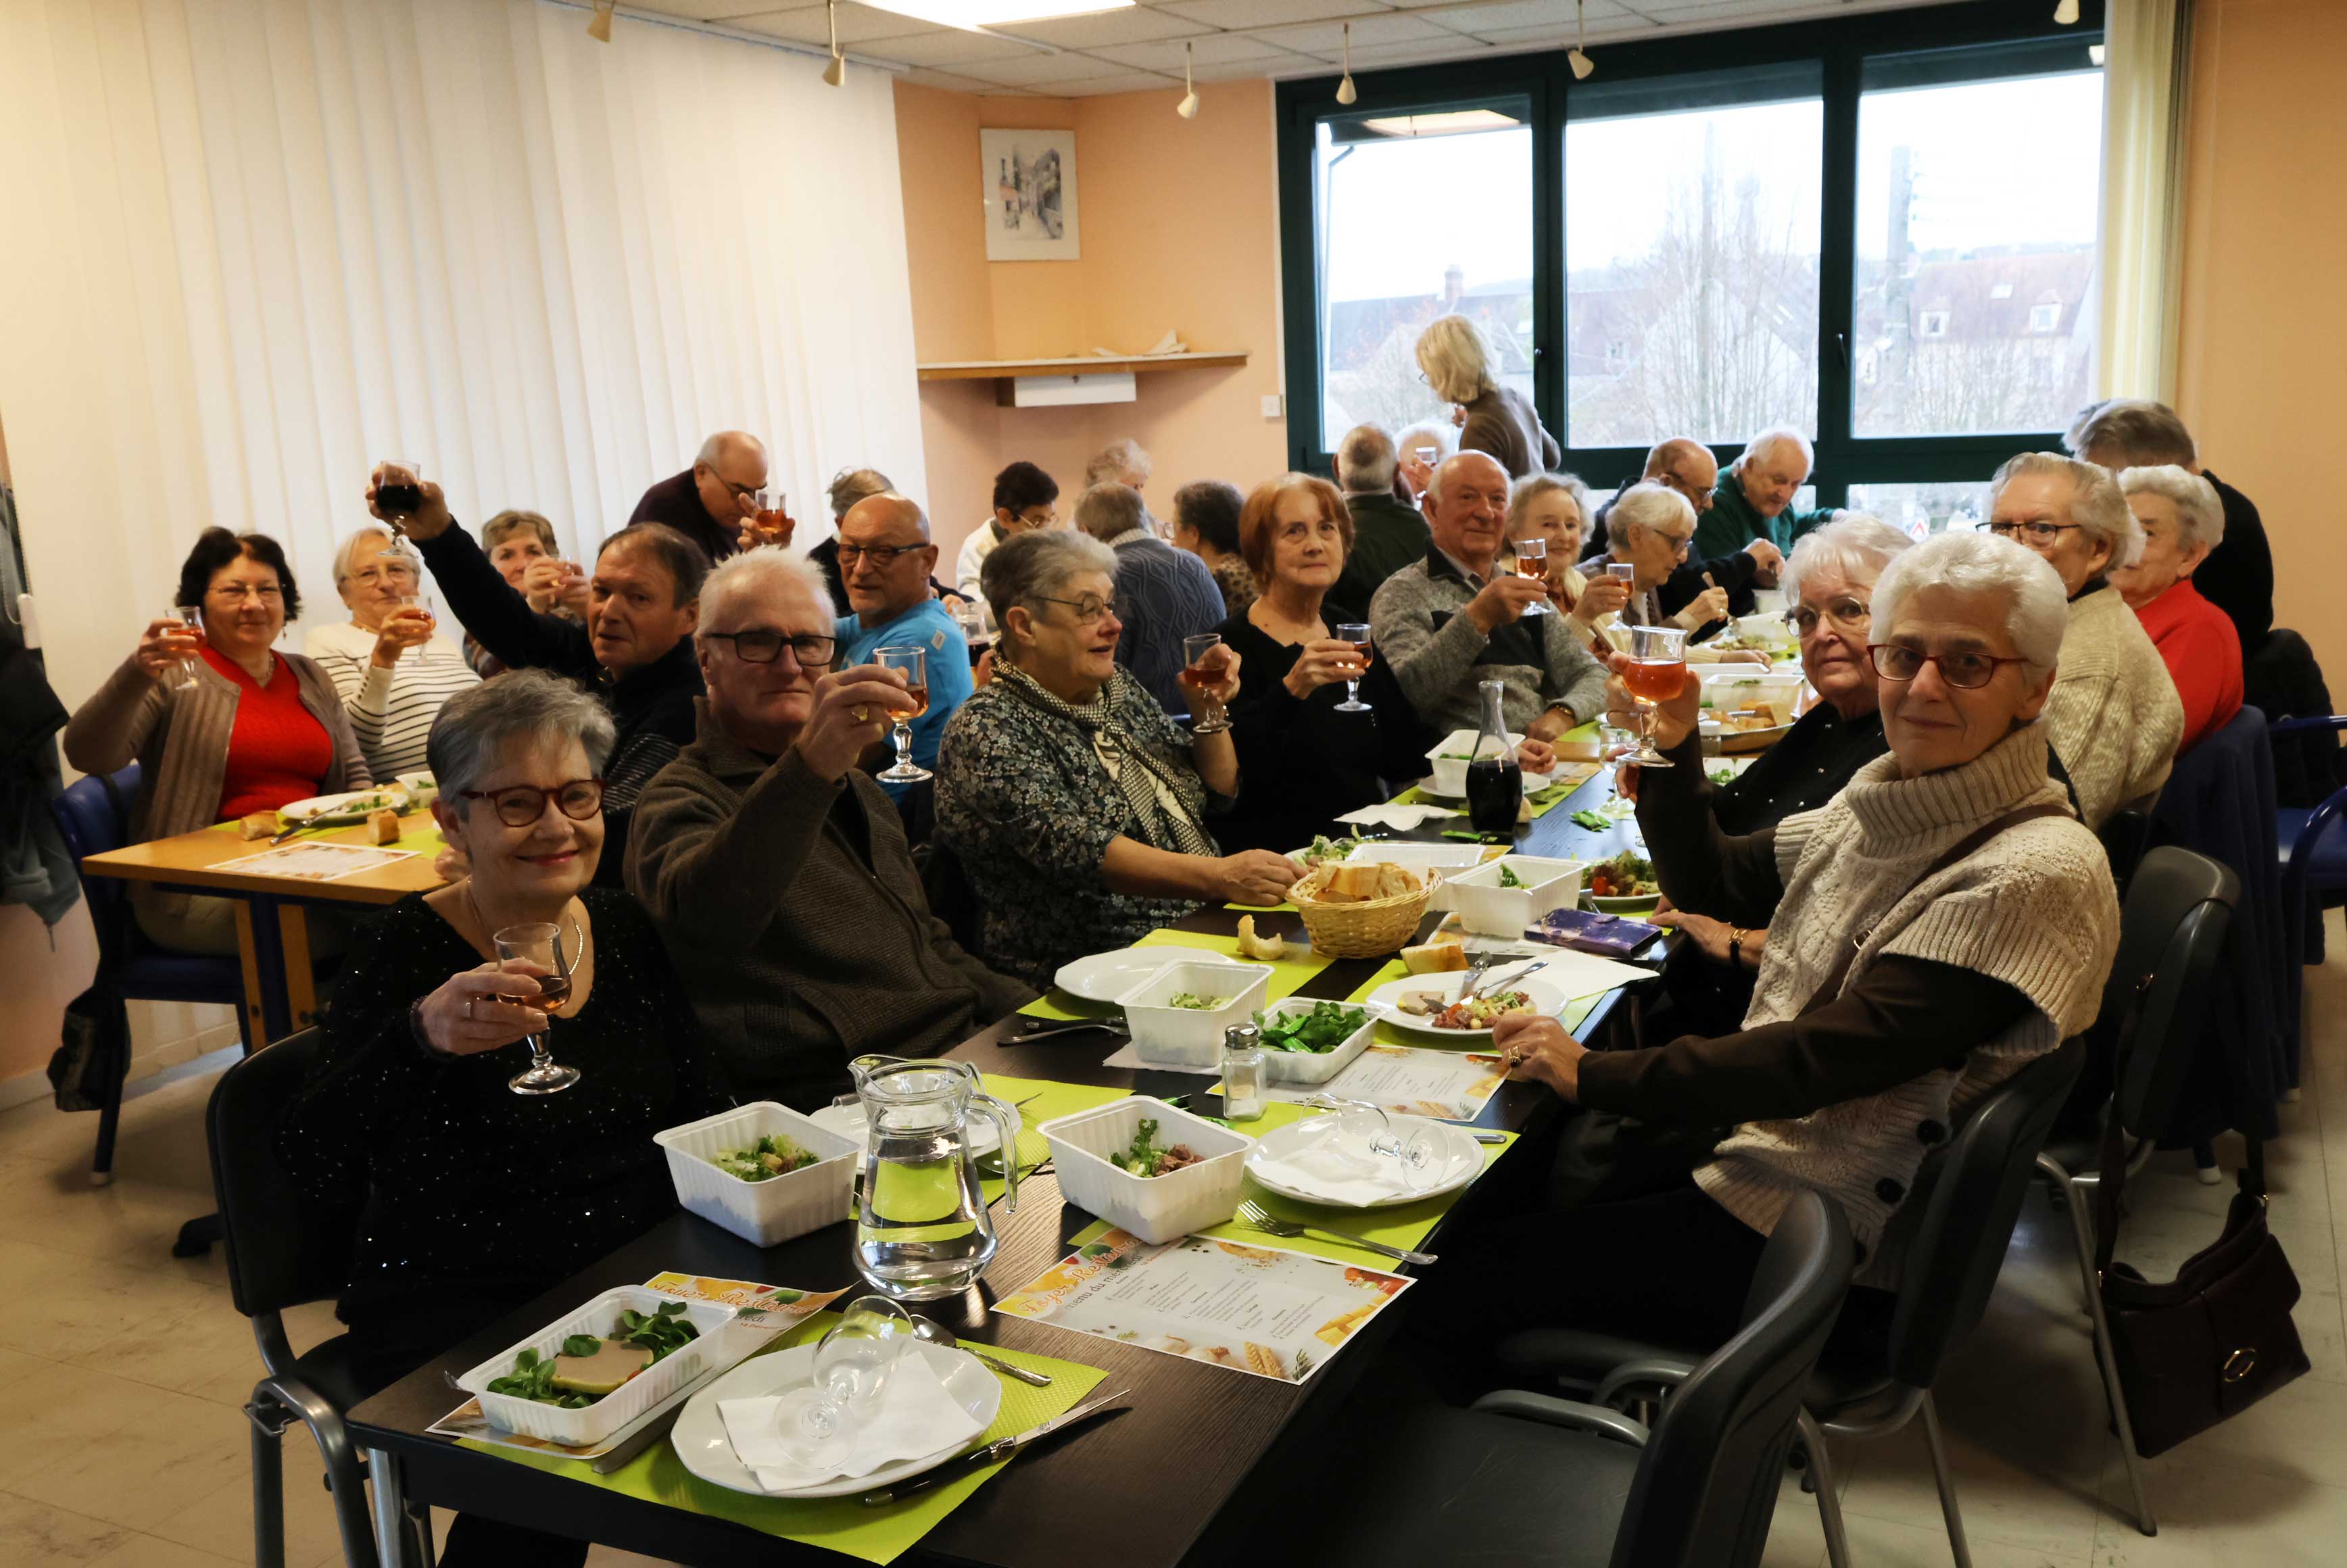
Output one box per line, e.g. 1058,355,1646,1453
1614,1190,1854,1568
2103,847,2239,1139
206,1029,354,1325
49,764,139,969
2098,808,2151,897
1884,1038,2085,1390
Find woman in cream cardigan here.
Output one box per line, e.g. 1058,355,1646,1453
1419,530,2116,1354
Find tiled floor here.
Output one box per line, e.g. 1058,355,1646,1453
5,923,2345,1568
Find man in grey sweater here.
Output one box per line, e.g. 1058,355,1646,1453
627,549,1032,1109
1370,451,1607,747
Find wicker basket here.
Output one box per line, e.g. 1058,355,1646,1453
1289,862,1440,959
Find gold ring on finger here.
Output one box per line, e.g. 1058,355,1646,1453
853,706,870,724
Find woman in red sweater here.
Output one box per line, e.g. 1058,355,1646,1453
2114,465,2244,753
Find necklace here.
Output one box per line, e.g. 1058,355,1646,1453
462,880,587,1012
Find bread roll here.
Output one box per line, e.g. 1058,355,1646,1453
238,812,279,841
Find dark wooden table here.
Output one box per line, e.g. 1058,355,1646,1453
345,764,1663,1568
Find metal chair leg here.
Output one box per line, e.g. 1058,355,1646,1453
246,1397,287,1568
1918,1392,1972,1568
367,1446,422,1567
2037,1154,2101,1315
2049,1160,2157,1536
1799,1408,1852,1568
401,1497,433,1568
253,1375,379,1568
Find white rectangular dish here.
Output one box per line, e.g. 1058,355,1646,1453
456,1285,737,1446
1424,728,1525,797
1040,1096,1251,1244
1250,996,1380,1085
1447,855,1586,938
654,1101,861,1248
1119,960,1273,1069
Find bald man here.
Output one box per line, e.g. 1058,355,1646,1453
834,492,973,798
1593,435,1791,622
629,430,777,563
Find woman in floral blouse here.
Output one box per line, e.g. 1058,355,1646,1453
936,531,1301,987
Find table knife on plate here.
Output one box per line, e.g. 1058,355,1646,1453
861,1387,1130,1506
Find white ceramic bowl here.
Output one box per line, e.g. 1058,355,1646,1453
1040,1096,1251,1244
1119,959,1274,1069
1424,728,1525,797
654,1101,861,1248
1446,855,1586,938
456,1285,737,1446
1249,996,1380,1085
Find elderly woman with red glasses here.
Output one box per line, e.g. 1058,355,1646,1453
1437,530,2116,1354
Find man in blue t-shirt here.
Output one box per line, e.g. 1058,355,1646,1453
833,493,972,799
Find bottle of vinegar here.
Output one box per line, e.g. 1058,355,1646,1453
1464,679,1522,836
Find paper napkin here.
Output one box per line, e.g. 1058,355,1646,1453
1333,803,1461,831
718,1353,986,1492
1251,1137,1414,1206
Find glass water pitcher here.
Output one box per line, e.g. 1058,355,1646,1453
846,1055,1021,1301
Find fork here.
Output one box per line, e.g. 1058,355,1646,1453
1236,1200,1436,1267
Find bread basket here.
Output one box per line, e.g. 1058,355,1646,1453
1288,861,1439,958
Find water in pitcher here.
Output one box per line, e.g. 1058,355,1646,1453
849,1057,1021,1300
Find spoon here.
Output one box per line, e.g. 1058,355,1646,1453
911,1317,1052,1386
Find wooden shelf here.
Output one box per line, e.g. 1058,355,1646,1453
916,351,1249,383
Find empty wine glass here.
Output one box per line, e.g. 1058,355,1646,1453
494,921,580,1095
773,1294,914,1467
1333,622,1372,714
875,645,932,783
1329,1100,1447,1194
167,604,204,689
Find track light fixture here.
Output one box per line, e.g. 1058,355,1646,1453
823,0,846,85
1568,0,1593,79
2054,0,2080,22
587,0,615,43
1336,22,1357,105
1177,40,1199,118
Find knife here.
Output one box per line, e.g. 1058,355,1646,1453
591,1404,688,1474
860,1387,1130,1506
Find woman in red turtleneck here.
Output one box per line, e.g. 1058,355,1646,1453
2114,465,2244,753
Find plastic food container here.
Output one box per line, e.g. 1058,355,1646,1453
654,1101,861,1248
1446,855,1586,939
1040,1096,1251,1244
1425,728,1524,797
456,1285,737,1445
1250,997,1380,1085
1119,959,1274,1069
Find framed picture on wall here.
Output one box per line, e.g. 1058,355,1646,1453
982,128,1080,262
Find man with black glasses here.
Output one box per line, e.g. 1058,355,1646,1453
834,493,973,800
628,429,787,562
627,548,1030,1108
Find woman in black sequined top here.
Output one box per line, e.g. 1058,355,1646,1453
276,671,731,1394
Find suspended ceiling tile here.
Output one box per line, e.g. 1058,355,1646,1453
996,7,1211,48
1433,0,1605,34
1087,32,1298,69
898,65,1013,89
1463,23,1584,47
1259,12,1461,53
1328,36,1494,66
1048,70,1194,93
1158,0,1383,30
727,5,939,43
874,28,1046,64
961,49,1131,83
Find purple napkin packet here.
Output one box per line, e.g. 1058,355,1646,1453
1525,908,1664,958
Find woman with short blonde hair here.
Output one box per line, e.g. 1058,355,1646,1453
1413,313,1559,479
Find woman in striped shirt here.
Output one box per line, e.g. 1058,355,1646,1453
304,527,481,777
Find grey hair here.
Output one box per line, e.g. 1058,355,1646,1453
1393,420,1457,467
1871,530,2068,677
1781,513,1914,607
331,526,414,591
1084,439,1151,488
1992,451,2144,568
1073,481,1148,543
981,529,1117,645
2119,465,2226,554
696,545,833,641
1336,424,1398,493
425,668,616,804
1735,424,1814,478
1413,314,1493,404
2066,399,2197,468
826,467,893,522
1606,481,1697,547
1507,472,1593,541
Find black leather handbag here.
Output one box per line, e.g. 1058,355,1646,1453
2094,1119,2308,1457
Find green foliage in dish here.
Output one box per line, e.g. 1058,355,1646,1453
485,1302,700,1408
1252,1000,1370,1054
712,1133,819,1183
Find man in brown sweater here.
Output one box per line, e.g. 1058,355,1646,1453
626,547,1032,1108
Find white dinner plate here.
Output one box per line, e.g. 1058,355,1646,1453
1588,892,1663,916
1244,1112,1484,1208
276,787,406,825
670,1340,1001,1500
1054,948,1251,1003
1357,971,1569,1040
806,1100,1017,1157
1412,768,1555,800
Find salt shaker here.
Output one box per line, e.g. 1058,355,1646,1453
1221,1023,1266,1122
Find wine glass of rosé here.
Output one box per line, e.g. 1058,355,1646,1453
1623,624,1688,769
1334,622,1373,713
494,921,580,1095
1513,536,1551,616
875,645,932,783
1180,633,1232,733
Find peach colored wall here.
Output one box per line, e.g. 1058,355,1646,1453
894,80,1288,565
2174,0,2345,679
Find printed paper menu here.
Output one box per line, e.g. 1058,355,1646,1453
212,841,416,881
1262,1042,1509,1121
993,1226,1409,1383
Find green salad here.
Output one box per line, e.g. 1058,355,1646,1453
712,1133,819,1183
1253,1000,1370,1054
1167,992,1231,1010
1497,864,1524,888
1295,833,1368,868
486,1301,700,1408
1117,1117,1203,1177
1708,766,1738,787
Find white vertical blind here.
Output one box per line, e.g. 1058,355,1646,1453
0,0,924,709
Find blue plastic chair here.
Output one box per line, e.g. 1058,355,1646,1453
49,764,251,1184
2270,716,2347,1022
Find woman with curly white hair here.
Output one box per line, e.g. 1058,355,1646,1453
2116,464,2242,751
1987,451,2181,827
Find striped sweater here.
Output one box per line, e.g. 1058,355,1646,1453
1693,724,2117,1275
304,622,481,778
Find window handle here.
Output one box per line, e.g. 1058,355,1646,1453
1834,330,1851,369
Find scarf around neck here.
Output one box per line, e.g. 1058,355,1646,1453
996,664,1217,858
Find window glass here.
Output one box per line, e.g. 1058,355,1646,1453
1845,481,1995,537
1852,63,2104,436
1315,103,1534,451
1565,66,1823,448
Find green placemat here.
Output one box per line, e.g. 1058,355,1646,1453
1134,927,1331,996
1224,899,1299,913
1015,990,1121,1023
979,1073,1131,1204
205,815,447,850
462,1316,1106,1565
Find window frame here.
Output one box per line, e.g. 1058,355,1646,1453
1274,0,2108,510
